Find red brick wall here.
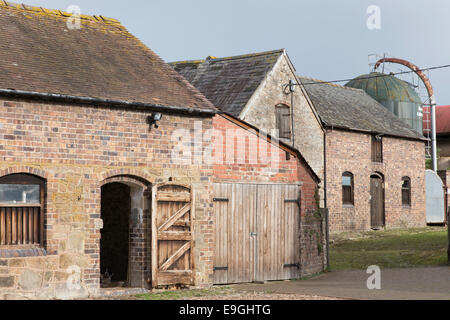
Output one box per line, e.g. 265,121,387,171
212,116,324,277
0,98,215,299
212,115,318,217
326,129,426,233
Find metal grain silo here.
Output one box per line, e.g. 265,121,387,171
345,72,423,133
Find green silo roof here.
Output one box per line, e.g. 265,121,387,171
345,72,422,104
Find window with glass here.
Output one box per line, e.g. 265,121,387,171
0,174,45,246
342,172,354,205
401,177,411,207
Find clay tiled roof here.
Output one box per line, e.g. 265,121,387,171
434,105,450,135
170,50,284,116
0,2,216,111
299,76,425,140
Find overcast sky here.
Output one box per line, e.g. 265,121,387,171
18,0,450,104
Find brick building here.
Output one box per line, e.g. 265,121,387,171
299,78,427,233
172,50,427,234
0,4,323,299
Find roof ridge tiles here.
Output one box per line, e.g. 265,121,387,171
0,1,121,25
299,75,364,92
170,49,285,65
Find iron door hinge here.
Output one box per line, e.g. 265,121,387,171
214,266,229,271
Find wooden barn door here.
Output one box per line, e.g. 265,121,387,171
370,174,385,229
255,184,300,282
213,183,300,284
213,184,257,284
151,184,194,287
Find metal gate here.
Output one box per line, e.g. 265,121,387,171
151,183,194,287
213,183,300,284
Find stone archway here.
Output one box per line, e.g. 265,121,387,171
100,175,151,289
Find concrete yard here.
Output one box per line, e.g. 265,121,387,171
235,267,450,300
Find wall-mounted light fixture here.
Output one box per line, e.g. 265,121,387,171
289,80,296,93
147,112,162,130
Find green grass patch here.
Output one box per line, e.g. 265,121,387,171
135,286,235,300
330,227,448,270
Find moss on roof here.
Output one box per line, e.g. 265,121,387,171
0,1,216,111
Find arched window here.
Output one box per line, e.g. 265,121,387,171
0,174,45,246
275,104,292,140
401,177,411,207
342,172,354,205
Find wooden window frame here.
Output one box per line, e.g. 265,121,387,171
371,135,383,163
342,172,354,206
401,177,412,207
275,104,292,140
0,174,45,248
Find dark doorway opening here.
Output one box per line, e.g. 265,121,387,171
100,182,131,287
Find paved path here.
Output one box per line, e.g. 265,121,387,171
234,267,450,300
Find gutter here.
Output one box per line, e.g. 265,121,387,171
0,88,220,116
324,124,427,143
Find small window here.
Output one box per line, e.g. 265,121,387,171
402,177,411,207
0,174,45,246
275,104,292,140
371,135,383,163
342,172,354,206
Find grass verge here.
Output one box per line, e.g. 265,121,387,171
329,227,448,270
135,286,235,300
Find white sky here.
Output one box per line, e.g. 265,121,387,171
16,0,450,104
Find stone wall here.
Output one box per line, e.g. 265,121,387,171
0,98,215,299
325,129,427,233
239,53,325,206
300,209,326,277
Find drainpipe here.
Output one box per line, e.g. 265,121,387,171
323,130,329,270
431,96,438,172
289,80,295,146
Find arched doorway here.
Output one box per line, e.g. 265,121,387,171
100,176,151,288
370,173,385,230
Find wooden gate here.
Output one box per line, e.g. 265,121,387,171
151,183,194,287
370,174,385,229
213,183,300,284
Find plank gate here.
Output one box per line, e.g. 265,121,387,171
151,184,195,287
213,183,301,284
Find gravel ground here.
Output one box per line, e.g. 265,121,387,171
98,293,341,300
188,293,342,300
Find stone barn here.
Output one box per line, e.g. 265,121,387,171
0,4,324,299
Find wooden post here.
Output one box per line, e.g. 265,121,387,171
151,185,158,288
